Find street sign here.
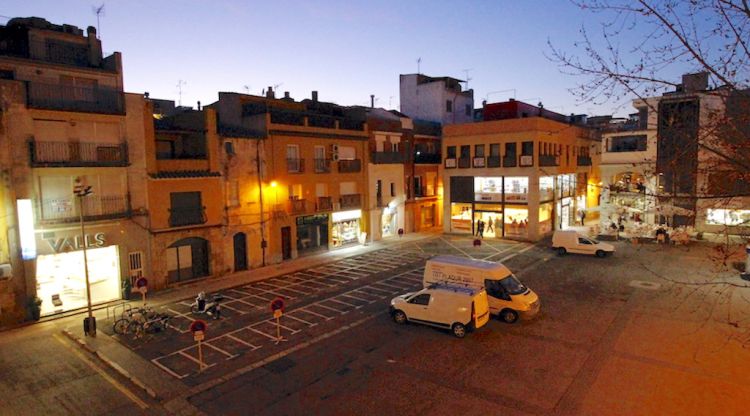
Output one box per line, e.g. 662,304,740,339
190,319,207,333
135,277,148,288
190,320,208,371
270,297,285,313
193,330,205,342
273,309,283,319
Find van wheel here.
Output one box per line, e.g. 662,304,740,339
596,250,606,258
557,247,567,256
392,310,407,325
500,309,519,324
451,323,467,338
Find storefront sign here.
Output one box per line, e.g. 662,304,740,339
44,233,106,253
475,193,502,202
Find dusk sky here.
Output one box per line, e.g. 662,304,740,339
2,1,666,117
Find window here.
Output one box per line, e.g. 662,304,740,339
390,182,395,197
521,141,534,156
505,142,517,157
376,180,382,197
465,104,472,116
608,135,647,152
578,238,592,245
224,141,235,156
287,144,301,172
169,192,204,227
484,279,505,299
460,145,470,158
446,100,453,113
409,294,430,305
474,144,485,157
227,180,239,207
489,144,500,157
447,146,456,158
391,142,398,152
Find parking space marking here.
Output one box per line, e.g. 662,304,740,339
152,357,190,379
226,334,261,350
220,302,248,315
340,292,371,303
261,319,299,334
204,342,238,359
297,307,334,321
247,326,281,340
327,297,357,308
284,313,316,327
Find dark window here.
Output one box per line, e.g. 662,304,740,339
376,180,382,197
638,107,648,130
447,146,456,158
0,69,14,80
409,294,430,305
521,141,534,156
578,238,592,245
465,104,472,116
169,192,205,227
450,176,475,202
224,141,235,155
446,100,453,113
489,144,500,157
390,182,395,197
505,142,517,157
460,145,470,158
609,135,647,152
474,144,485,157
484,279,504,299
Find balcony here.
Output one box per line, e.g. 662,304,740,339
519,155,534,167
458,157,471,168
29,140,128,167
289,198,310,214
340,193,362,209
317,196,333,211
414,152,441,164
168,206,207,227
487,156,501,168
314,158,331,173
26,81,125,114
577,156,592,166
444,158,457,168
370,151,404,164
338,159,361,173
502,155,517,167
287,158,305,173
39,195,130,223
473,157,486,168
539,155,559,167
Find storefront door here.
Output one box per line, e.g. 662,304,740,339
281,227,292,260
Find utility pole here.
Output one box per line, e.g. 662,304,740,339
74,177,95,336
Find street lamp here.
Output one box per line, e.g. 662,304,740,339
74,177,95,336
270,181,278,205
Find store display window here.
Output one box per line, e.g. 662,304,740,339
473,205,503,238
504,177,528,203
706,209,750,226
539,203,553,235
450,203,473,234
474,177,503,202
332,219,360,247
539,176,554,201
504,205,529,238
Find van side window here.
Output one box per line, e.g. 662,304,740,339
409,294,430,305
578,238,592,245
484,279,503,298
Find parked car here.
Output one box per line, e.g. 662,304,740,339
552,230,614,258
389,284,490,338
422,255,539,323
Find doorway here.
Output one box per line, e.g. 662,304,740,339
281,226,292,260
233,232,248,271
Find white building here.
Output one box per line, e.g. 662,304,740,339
399,74,474,125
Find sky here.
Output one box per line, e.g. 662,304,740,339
2,0,657,117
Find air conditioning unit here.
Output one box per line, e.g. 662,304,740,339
0,264,12,279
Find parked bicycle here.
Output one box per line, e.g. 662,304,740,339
113,306,171,338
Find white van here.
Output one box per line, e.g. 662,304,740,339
552,230,614,258
422,255,540,323
390,284,490,338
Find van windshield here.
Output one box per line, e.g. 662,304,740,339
499,275,527,295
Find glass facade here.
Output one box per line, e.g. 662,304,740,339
539,202,553,234
504,177,528,203
705,209,750,226
450,203,473,234
539,176,554,201
504,205,529,238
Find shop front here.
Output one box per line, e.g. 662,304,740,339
296,214,329,255
33,229,122,317
381,206,397,237
332,209,361,248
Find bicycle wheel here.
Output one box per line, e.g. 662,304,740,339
127,320,143,337
113,318,130,335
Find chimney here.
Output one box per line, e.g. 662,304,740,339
86,26,102,67
482,100,487,108
266,86,275,99
682,72,709,92
144,92,150,99
370,94,375,108
312,91,318,102
284,91,290,99
197,101,201,110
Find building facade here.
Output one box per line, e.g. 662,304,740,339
407,119,443,232
0,18,150,322
399,74,474,125
442,106,599,242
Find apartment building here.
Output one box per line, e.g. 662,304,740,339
399,74,474,125
213,89,369,262
407,119,442,232
442,101,600,241
0,18,149,322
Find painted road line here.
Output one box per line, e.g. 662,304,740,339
54,334,150,410
203,341,237,359
313,302,347,314
439,236,472,258
499,243,537,263
298,307,334,321
179,351,218,370
247,326,279,340
226,334,261,350
482,243,521,261
340,292,371,303
262,319,299,334
327,297,358,308
220,302,247,315
284,313,316,327
152,356,190,380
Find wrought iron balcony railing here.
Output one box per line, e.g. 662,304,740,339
29,140,128,167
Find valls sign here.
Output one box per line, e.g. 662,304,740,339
44,233,106,253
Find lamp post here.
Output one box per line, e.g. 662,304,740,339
74,177,95,336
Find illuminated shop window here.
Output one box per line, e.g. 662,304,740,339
504,177,528,203
705,209,750,226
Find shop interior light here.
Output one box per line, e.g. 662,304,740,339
17,199,36,260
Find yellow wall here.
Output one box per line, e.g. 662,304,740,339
147,177,223,231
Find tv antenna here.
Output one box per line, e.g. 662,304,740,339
91,4,105,38
417,57,422,74
462,68,473,89
176,79,186,107
243,85,250,94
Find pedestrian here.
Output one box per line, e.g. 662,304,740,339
477,219,485,239
487,216,494,233
580,210,587,225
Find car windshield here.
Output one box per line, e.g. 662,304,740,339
590,238,600,244
499,275,527,295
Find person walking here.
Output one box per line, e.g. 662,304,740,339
487,216,494,234
580,209,587,225
477,219,485,239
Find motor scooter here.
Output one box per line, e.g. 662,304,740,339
190,291,224,319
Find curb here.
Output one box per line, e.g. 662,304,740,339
62,329,159,400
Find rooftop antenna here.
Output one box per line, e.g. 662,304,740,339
176,79,186,107
462,68,473,89
243,85,250,94
485,89,517,102
91,4,105,38
274,83,283,91
389,96,394,108
417,57,421,75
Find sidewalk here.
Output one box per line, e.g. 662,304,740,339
58,229,441,414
